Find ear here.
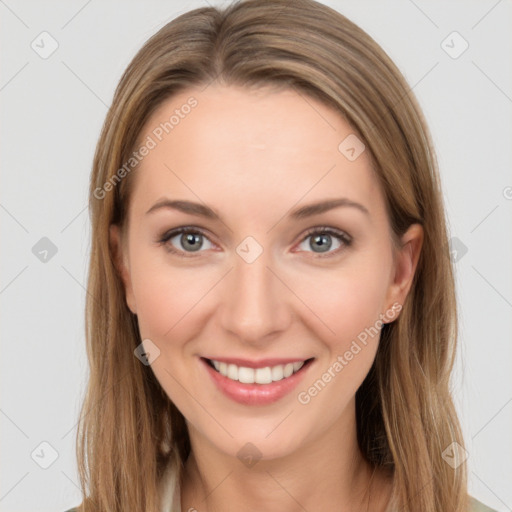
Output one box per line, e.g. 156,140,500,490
109,224,137,315
384,223,423,319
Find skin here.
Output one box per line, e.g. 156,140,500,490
110,84,423,512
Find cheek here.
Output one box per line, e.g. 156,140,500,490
128,252,211,416
292,254,392,348
294,263,389,419
129,247,216,340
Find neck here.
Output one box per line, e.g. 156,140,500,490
179,402,393,512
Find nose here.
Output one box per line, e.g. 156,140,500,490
218,250,292,346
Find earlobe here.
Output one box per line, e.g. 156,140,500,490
109,224,137,315
385,223,424,317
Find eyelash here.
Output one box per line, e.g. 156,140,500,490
156,226,352,259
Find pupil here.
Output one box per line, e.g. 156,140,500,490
312,234,331,253
182,233,202,251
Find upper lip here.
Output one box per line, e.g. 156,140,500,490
202,356,313,369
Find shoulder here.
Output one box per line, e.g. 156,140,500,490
469,495,498,512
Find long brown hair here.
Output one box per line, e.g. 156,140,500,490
77,1,468,510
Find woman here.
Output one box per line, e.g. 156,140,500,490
65,0,497,510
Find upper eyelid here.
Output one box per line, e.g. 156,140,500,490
161,226,216,244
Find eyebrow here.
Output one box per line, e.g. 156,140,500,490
145,197,369,220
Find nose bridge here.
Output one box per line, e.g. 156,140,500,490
219,246,291,343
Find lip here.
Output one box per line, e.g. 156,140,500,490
200,356,314,406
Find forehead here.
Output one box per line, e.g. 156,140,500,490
130,84,383,220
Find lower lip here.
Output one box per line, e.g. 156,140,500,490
201,358,313,406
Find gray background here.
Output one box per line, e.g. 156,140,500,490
1,0,511,511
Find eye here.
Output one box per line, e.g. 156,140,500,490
157,225,352,259
158,227,214,257
295,227,352,257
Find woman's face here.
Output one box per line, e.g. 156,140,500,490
110,84,422,462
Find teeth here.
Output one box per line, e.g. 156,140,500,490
210,359,306,384
283,363,294,378
271,365,284,381
238,367,254,383
227,364,238,380
255,367,272,384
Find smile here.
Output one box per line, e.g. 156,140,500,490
207,358,307,384
201,356,314,406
